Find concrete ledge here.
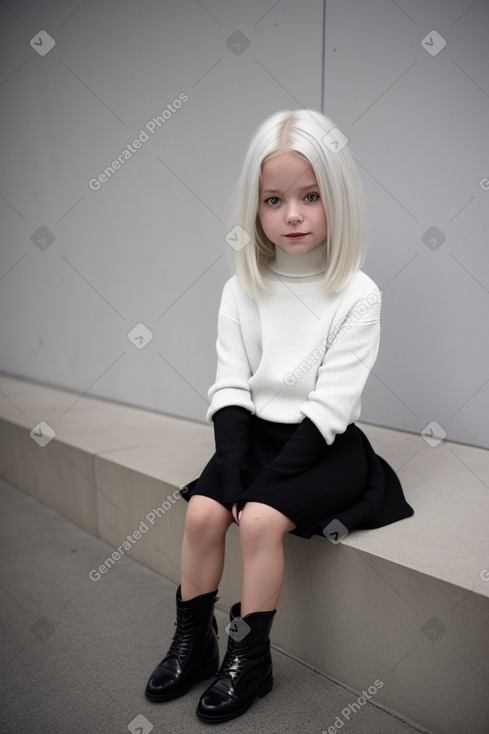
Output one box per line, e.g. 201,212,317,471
1,372,488,734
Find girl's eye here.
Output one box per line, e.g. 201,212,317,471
265,197,281,206
305,192,320,202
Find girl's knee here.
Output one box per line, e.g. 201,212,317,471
184,496,231,542
239,503,294,546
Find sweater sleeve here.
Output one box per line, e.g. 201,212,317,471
212,405,251,502
206,279,255,423
300,290,382,444
213,405,251,463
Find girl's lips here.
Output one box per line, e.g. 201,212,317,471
285,233,309,239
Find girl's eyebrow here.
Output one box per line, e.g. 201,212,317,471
261,183,319,195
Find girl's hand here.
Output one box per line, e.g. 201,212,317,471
232,502,244,525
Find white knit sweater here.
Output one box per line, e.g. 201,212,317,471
206,244,382,445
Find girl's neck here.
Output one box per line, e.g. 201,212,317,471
267,243,327,277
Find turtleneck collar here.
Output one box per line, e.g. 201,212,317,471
266,243,327,277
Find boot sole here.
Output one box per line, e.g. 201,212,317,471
195,675,273,723
145,658,219,703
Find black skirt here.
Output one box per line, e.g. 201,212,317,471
181,415,414,539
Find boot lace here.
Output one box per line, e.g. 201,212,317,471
216,636,248,681
167,607,194,663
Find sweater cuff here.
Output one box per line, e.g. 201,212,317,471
215,458,248,504
212,405,251,464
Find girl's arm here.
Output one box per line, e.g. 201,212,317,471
206,279,255,422
206,280,254,503
299,296,381,445
212,404,251,503
246,294,381,488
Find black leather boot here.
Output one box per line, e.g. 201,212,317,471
145,585,219,702
196,601,276,723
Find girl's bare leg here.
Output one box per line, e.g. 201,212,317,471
180,495,234,601
238,502,296,616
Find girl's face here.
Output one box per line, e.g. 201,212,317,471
258,151,327,255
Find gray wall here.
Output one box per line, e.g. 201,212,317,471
1,0,488,449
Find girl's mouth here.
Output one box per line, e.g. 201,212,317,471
285,233,309,240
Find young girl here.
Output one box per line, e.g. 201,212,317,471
144,109,414,724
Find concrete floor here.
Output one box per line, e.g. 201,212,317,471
0,478,427,734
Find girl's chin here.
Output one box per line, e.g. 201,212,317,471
276,241,320,253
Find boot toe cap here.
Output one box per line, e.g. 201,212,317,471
197,677,245,718
145,659,183,699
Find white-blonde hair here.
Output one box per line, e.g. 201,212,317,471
225,109,368,300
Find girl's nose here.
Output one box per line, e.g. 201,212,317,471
285,203,303,224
